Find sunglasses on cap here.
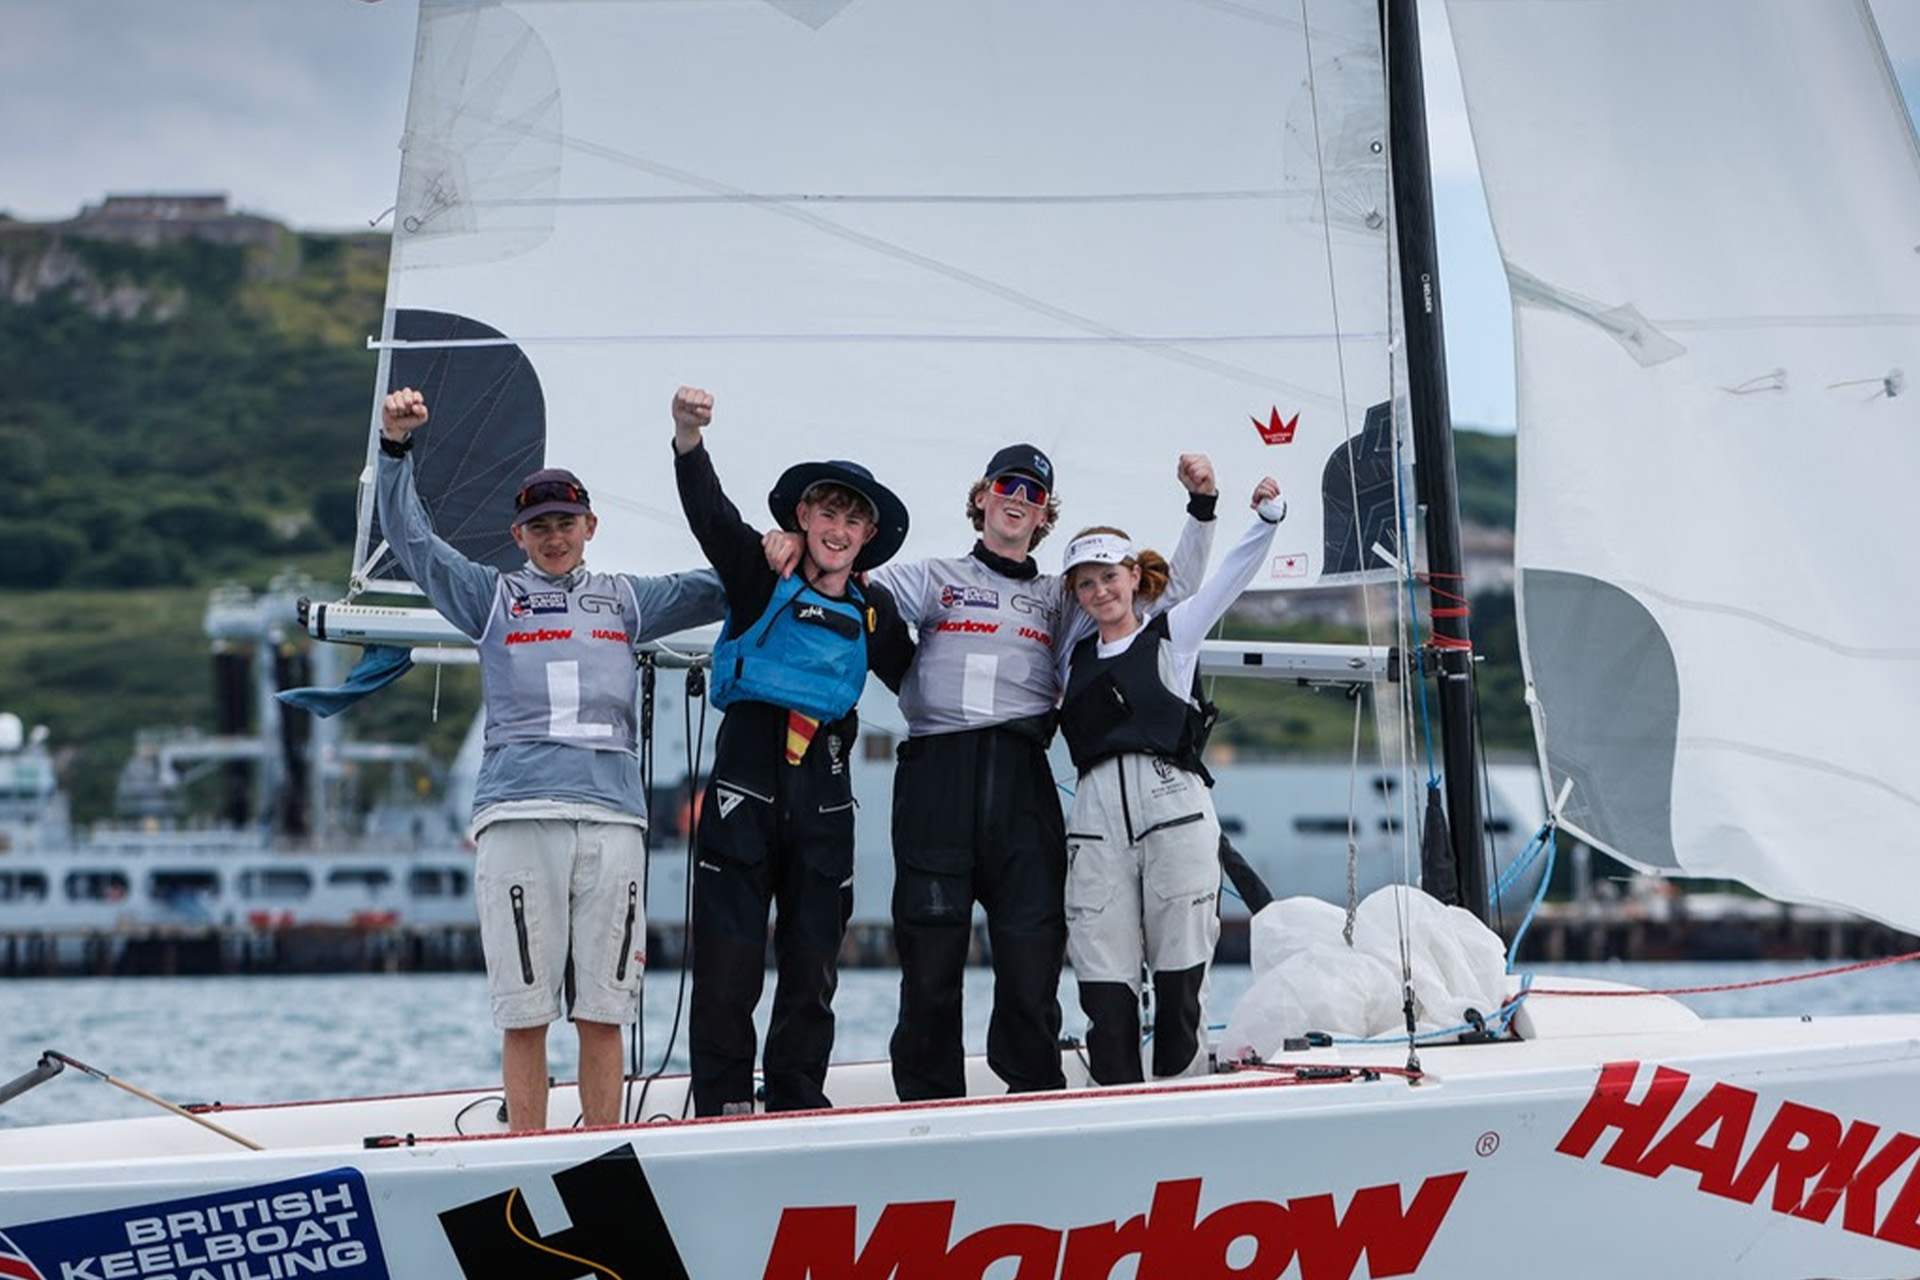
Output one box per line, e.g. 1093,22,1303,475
988,474,1049,506
515,479,589,511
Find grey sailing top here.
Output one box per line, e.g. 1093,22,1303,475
869,512,1216,738
375,452,725,828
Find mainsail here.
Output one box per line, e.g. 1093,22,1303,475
1450,0,1920,926
350,0,1409,603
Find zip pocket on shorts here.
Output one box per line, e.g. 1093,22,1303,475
615,880,638,981
509,883,534,984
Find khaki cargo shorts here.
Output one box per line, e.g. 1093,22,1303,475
474,817,647,1028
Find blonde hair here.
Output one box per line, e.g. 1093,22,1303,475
967,478,1062,549
1066,525,1169,602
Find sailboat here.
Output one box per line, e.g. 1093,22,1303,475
4,1,1918,1276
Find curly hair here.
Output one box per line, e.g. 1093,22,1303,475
1065,525,1170,602
967,478,1062,549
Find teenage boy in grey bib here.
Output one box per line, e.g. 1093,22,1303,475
377,387,726,1132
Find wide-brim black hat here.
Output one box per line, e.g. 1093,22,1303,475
768,459,910,572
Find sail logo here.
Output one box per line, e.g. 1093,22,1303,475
0,1170,389,1280
760,1172,1466,1280
1251,406,1300,446
1558,1060,1920,1250
939,585,1000,610
440,1144,689,1279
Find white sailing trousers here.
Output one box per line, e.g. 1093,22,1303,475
1064,754,1222,1080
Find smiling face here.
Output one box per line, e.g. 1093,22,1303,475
796,487,878,587
511,511,597,577
1070,560,1141,637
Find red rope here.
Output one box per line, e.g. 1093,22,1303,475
1523,949,1920,998
1419,572,1474,651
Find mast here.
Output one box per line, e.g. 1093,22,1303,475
1382,0,1490,920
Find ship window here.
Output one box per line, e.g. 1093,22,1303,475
328,867,393,889
238,869,312,900
1220,816,1245,836
408,867,470,898
0,871,49,901
66,870,130,901
862,732,894,762
1294,817,1354,835
149,870,220,900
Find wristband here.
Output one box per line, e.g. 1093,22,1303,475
380,433,414,458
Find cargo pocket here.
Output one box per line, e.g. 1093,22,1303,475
798,795,857,882
892,742,974,877
1143,831,1221,904
1063,834,1115,922
697,777,773,867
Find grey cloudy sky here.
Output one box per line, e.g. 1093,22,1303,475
2,0,1914,430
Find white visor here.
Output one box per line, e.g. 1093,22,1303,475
1062,532,1133,572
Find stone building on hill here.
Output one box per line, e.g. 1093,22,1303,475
65,194,283,251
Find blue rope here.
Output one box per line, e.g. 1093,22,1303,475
1504,829,1558,972
1490,821,1554,901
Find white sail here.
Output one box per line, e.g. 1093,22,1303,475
352,0,1407,597
1450,0,1920,925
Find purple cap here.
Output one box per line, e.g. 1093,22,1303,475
513,468,591,526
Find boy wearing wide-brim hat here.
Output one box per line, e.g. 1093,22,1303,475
670,384,913,1117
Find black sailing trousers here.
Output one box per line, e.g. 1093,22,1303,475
888,726,1068,1100
689,713,857,1117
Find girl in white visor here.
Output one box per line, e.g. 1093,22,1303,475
1057,473,1285,1084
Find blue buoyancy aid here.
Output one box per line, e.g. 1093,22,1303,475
710,575,871,722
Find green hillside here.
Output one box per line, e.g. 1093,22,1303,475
0,215,1521,822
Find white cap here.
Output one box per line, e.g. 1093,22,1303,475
1062,531,1134,572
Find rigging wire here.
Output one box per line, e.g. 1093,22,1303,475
622,654,658,1125
627,662,708,1124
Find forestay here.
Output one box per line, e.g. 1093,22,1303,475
1449,0,1920,925
352,0,1408,597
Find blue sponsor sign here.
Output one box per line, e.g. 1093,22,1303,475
1,1168,389,1280
938,584,1000,609
510,591,570,618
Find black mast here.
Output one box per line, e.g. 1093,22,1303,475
1381,0,1490,920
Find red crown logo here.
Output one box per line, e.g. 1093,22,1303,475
1252,407,1299,445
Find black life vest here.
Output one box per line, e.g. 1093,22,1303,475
1059,612,1209,776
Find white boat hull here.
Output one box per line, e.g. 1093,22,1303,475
7,989,1920,1279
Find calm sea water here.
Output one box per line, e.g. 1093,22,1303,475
4,959,1918,1130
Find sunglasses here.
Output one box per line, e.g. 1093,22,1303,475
515,479,589,511
988,474,1049,506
